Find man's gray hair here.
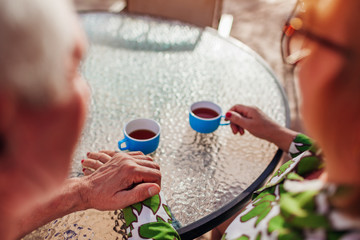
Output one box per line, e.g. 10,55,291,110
0,0,79,106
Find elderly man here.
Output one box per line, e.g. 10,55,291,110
0,0,161,239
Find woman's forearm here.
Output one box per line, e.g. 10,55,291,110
267,124,299,152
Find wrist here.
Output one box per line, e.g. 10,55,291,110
65,177,90,212
267,125,298,152
15,178,91,238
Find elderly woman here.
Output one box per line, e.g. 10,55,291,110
92,0,359,239
213,0,360,238
0,0,161,239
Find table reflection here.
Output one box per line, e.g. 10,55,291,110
24,12,289,240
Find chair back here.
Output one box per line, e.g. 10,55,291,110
127,0,223,28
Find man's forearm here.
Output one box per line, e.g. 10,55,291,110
16,178,86,238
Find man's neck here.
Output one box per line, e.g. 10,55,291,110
0,210,15,240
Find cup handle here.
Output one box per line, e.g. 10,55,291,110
118,138,129,151
220,115,230,126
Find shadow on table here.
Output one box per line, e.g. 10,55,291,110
80,12,204,52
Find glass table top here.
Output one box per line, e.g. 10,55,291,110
24,12,289,240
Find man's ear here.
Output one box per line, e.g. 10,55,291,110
0,90,17,128
0,90,17,156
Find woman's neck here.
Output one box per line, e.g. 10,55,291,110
324,152,360,217
329,183,360,218
325,153,360,185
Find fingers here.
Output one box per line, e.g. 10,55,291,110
127,151,147,157
80,150,162,211
99,150,118,157
132,165,162,187
131,155,154,162
239,127,245,135
83,168,93,176
113,152,154,162
112,152,160,170
109,154,161,184
116,183,160,206
83,151,157,172
229,104,251,117
134,159,160,170
230,123,245,135
121,153,160,173
83,151,159,175
88,150,153,161
226,110,248,134
82,152,112,172
97,150,145,157
230,122,238,134
82,158,103,170
87,152,112,163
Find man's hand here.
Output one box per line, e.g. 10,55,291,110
80,151,161,210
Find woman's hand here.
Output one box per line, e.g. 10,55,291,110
225,104,280,139
80,151,161,210
225,104,298,151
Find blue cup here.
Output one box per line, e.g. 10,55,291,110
189,101,229,133
118,118,160,154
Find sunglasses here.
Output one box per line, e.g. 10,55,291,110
281,1,353,65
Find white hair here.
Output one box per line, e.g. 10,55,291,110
0,0,79,106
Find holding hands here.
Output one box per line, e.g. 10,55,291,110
80,151,161,211
16,151,161,238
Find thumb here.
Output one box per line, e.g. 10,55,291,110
126,183,161,205
226,110,249,129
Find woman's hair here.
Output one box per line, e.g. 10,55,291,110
0,0,79,106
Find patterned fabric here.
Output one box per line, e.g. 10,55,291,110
222,134,360,240
123,192,180,240
123,134,360,239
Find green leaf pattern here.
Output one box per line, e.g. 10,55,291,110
124,192,180,240
288,134,313,158
222,134,360,239
122,134,360,240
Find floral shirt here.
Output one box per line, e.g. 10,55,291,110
124,134,360,240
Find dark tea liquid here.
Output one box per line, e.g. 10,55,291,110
129,129,156,140
192,107,219,119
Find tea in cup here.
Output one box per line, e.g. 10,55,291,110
189,101,229,133
118,118,160,154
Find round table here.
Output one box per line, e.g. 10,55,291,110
24,12,289,240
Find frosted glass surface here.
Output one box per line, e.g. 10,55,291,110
25,12,288,239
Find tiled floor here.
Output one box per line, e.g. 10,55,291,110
222,0,302,132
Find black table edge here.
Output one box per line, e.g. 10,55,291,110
178,149,283,240
177,29,291,240
77,12,291,239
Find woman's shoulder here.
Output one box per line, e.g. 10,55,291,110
257,133,323,193
223,179,360,240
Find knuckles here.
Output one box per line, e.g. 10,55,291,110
112,152,129,160
154,171,162,181
153,162,160,170
132,151,144,155
123,162,138,174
